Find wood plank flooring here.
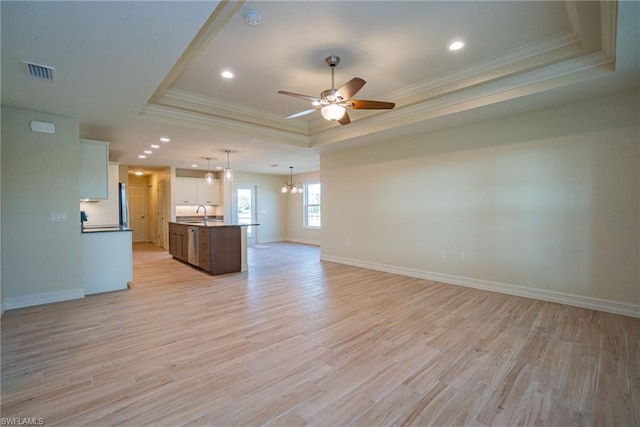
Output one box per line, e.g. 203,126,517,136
2,242,639,426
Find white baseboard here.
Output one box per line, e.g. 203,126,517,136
284,238,321,246
4,288,85,310
320,254,640,318
258,237,286,244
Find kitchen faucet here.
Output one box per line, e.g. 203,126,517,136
196,205,207,222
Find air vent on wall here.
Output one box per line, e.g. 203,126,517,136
23,61,56,81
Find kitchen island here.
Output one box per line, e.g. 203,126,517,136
168,221,258,275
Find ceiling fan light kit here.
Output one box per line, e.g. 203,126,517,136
278,55,395,125
321,104,346,121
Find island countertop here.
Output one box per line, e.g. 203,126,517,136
169,220,259,227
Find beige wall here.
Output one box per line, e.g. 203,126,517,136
1,107,83,307
286,170,321,245
321,90,639,314
226,172,287,243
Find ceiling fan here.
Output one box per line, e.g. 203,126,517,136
278,55,395,125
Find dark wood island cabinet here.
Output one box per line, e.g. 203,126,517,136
168,223,188,262
168,222,243,275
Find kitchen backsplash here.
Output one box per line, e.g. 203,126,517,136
175,204,223,217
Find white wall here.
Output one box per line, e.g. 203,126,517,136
321,90,640,316
1,107,83,308
286,170,321,245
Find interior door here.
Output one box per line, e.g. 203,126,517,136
146,185,156,244
129,185,147,243
157,180,166,248
233,184,257,245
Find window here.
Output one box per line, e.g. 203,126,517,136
304,182,321,229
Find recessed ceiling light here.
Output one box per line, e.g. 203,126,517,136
160,137,170,142
449,41,465,51
215,166,222,170
144,150,152,154
150,144,160,149
134,171,144,176
138,155,147,159
221,70,234,79
192,164,198,168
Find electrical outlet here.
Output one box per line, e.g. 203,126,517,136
345,240,350,247
440,250,446,260
458,252,465,262
50,212,68,223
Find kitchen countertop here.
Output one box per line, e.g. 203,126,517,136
81,225,133,233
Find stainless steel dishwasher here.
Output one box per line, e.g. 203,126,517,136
187,226,199,266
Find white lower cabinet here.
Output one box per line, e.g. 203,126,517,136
82,231,133,295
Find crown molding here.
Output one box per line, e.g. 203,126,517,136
384,30,582,105
139,104,311,147
142,0,618,152
148,0,244,104
159,88,309,135
310,50,615,148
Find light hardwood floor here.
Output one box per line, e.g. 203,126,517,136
1,242,639,426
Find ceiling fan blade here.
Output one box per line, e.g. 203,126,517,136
338,111,351,125
277,90,321,103
336,78,366,100
346,100,395,110
286,108,318,119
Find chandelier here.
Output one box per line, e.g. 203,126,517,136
281,166,302,194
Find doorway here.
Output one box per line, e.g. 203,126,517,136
233,184,257,245
129,184,147,243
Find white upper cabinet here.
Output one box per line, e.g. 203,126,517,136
197,178,221,205
175,177,221,205
175,177,198,204
80,139,109,199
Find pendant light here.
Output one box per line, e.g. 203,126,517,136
204,157,214,185
281,166,303,194
223,150,234,182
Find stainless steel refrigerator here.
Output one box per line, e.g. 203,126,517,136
118,183,129,227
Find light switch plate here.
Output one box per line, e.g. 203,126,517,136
50,212,68,223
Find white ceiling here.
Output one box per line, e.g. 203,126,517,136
2,1,638,177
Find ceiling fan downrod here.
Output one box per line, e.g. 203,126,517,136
324,55,341,102
326,55,340,91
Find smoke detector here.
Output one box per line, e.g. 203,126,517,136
244,10,262,26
